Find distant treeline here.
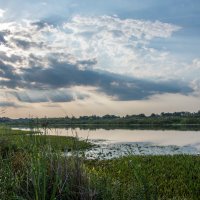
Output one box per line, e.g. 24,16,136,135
1,111,200,127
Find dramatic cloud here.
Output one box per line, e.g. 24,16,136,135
0,0,199,117
0,15,181,76
0,58,192,102
0,15,198,107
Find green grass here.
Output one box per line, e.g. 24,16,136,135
0,126,92,153
0,146,93,200
86,155,200,200
0,126,94,200
0,126,199,199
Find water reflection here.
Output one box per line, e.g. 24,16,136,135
33,128,200,150
12,127,200,157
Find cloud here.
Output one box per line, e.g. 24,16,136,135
69,15,180,39
0,15,181,73
0,61,21,89
10,89,88,103
60,15,181,75
11,38,33,50
0,15,196,104
0,101,18,107
31,21,49,30
192,59,200,70
0,9,5,18
0,58,192,102
0,31,7,44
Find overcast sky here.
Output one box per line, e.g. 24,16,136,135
0,0,200,118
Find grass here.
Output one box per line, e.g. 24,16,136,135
0,126,92,153
86,155,200,200
0,126,94,200
0,126,199,199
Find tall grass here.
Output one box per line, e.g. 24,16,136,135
0,125,96,200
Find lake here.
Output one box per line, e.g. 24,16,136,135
13,127,200,159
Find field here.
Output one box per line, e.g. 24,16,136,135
0,126,199,200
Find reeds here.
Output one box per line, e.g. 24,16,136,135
0,126,96,200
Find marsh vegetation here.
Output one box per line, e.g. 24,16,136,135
0,126,199,199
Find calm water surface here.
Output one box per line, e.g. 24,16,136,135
13,127,200,157
16,127,200,150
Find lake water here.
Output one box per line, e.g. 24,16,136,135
13,127,200,158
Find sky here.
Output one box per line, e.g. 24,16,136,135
0,0,200,118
